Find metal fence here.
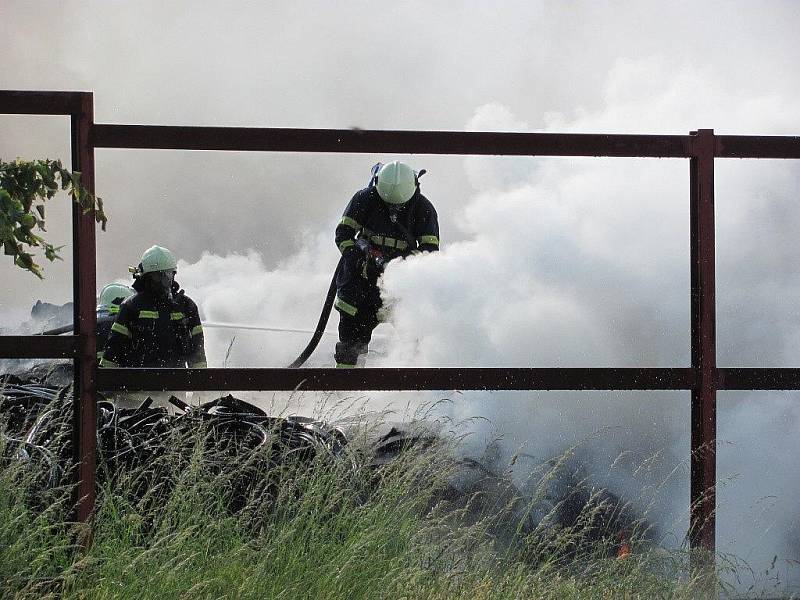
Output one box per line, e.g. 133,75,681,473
2,89,800,555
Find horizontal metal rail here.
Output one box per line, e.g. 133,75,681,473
92,124,694,157
716,135,800,159
0,335,80,359
718,368,800,390
90,127,800,160
0,90,87,115
96,367,697,392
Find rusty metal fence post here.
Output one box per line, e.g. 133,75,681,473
689,129,717,553
70,93,97,523
0,90,99,523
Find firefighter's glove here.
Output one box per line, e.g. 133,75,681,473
363,254,387,280
354,239,374,279
355,238,371,254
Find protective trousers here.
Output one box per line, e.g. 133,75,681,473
334,255,382,368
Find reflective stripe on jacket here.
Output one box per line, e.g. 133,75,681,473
102,289,207,368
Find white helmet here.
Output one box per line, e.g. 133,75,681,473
375,161,417,205
139,245,178,274
97,283,134,310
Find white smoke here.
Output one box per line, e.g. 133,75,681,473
178,232,339,369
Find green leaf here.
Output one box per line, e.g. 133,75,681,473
15,252,43,278
44,244,64,262
59,168,71,190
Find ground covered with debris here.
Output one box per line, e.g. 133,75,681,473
0,371,721,598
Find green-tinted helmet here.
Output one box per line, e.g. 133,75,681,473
97,283,134,311
375,161,417,205
139,245,178,274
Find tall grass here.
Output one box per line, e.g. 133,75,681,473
0,402,722,599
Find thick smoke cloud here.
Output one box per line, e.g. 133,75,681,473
2,0,800,592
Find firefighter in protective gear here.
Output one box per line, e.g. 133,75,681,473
96,283,134,358
100,246,207,368
334,161,439,367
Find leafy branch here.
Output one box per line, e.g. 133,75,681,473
0,158,107,278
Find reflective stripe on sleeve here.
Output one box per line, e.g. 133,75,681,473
417,235,439,246
339,239,355,253
111,322,131,337
336,362,356,369
339,216,361,230
170,312,185,320
138,310,159,319
99,357,119,368
109,306,120,314
396,240,408,250
191,325,204,336
334,296,358,317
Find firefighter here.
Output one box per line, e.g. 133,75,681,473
334,161,439,367
100,245,207,369
96,283,134,358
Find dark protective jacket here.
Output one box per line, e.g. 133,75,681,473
96,305,120,359
334,186,439,317
100,284,207,369
335,186,439,258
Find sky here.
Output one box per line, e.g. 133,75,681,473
2,0,800,591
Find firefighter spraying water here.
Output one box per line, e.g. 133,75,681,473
331,160,439,368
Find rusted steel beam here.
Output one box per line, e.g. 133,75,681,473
689,129,717,554
96,367,696,392
716,135,800,159
71,93,97,525
0,335,79,359
717,368,800,390
0,90,85,115
92,124,693,158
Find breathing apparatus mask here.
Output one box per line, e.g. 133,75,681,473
130,245,180,301
130,265,177,301
148,269,176,301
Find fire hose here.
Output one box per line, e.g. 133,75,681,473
287,255,343,368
